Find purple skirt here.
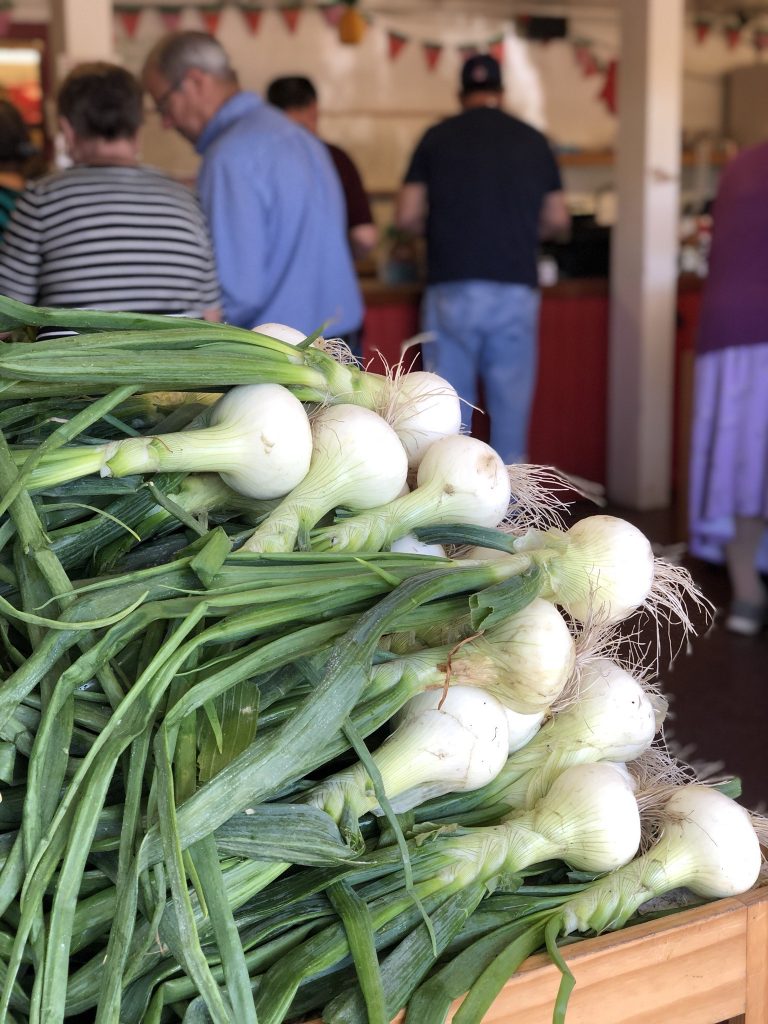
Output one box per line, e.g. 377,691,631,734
688,342,768,570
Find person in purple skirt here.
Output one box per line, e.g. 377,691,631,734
688,142,768,636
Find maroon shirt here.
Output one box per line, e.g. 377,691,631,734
697,141,768,354
326,142,373,231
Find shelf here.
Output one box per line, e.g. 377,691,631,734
558,148,731,168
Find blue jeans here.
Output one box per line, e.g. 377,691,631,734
421,280,541,464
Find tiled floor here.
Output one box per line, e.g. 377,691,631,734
569,502,767,812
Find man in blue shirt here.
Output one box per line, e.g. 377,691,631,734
142,32,363,336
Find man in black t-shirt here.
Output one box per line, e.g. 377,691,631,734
396,54,569,463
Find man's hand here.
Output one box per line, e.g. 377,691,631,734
395,182,428,236
539,190,571,242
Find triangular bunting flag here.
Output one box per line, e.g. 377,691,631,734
582,50,599,77
388,31,407,61
240,5,262,34
158,6,182,32
573,43,592,75
458,44,478,63
754,28,768,52
320,2,344,28
423,42,442,71
281,5,302,33
201,6,222,35
725,13,749,49
598,59,618,116
694,18,712,44
115,6,142,37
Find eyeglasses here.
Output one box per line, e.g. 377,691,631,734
154,76,185,117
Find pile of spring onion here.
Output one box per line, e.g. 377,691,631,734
0,296,764,1024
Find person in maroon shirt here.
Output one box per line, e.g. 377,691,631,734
266,76,378,261
688,142,768,635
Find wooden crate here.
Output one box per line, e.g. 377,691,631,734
306,886,768,1024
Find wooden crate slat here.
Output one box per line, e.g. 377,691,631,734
456,898,747,1024
740,887,768,1023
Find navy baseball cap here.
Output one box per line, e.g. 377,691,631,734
460,54,503,94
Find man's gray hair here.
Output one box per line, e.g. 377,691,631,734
144,31,237,84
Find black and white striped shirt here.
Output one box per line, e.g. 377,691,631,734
0,164,221,317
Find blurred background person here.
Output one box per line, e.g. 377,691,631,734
142,33,362,340
267,74,376,359
395,54,569,464
688,141,768,637
266,75,378,261
0,63,220,327
0,98,37,241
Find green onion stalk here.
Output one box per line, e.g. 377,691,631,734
241,405,409,553
0,297,417,419
298,596,576,846
302,686,512,848
8,384,315,498
41,473,277,574
412,514,710,636
421,785,763,1024
105,844,465,1024
321,884,586,1024
311,434,512,554
251,587,565,750
252,762,641,1024
417,659,667,826
0,561,537,1024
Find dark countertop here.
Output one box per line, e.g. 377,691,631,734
361,274,705,305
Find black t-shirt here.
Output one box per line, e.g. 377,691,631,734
404,107,563,287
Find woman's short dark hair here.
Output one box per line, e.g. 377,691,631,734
58,63,143,140
0,99,35,170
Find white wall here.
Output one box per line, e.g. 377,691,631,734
10,2,768,194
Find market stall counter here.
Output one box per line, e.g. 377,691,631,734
362,275,704,495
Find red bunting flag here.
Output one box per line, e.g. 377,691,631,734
694,18,712,44
573,42,598,76
281,5,302,33
754,28,768,52
201,7,222,35
158,6,182,32
388,31,407,61
422,42,442,71
725,26,742,50
488,38,504,64
240,5,262,34
582,50,599,77
115,7,142,37
598,59,618,116
320,3,344,28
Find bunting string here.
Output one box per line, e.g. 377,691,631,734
109,2,768,119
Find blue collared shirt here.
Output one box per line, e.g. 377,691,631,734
196,92,363,334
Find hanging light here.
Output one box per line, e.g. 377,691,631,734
339,0,366,44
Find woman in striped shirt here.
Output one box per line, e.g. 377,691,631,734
0,63,220,325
